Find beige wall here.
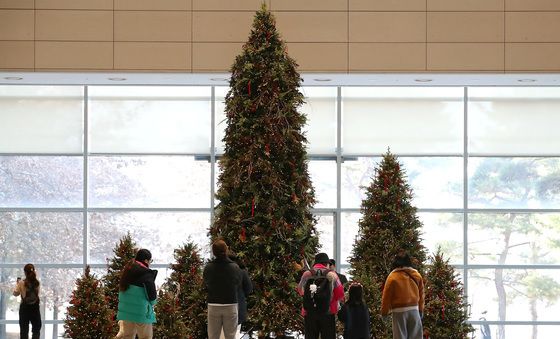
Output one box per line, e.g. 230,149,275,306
1,0,560,72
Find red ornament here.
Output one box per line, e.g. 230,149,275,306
240,226,247,242
247,80,252,96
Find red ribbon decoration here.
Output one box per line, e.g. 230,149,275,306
241,226,246,242
247,80,251,96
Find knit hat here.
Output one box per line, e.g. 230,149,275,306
314,252,330,265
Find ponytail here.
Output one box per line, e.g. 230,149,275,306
23,263,39,289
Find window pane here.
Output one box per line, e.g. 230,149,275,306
342,87,463,154
0,86,83,153
89,86,211,153
468,157,560,209
469,269,560,322
0,156,83,208
0,212,83,264
341,213,360,265
468,213,560,265
419,212,463,265
341,157,463,208
469,87,560,155
89,212,211,264
216,87,336,155
88,156,211,208
316,214,334,260
215,87,228,155
1,268,82,321
473,325,560,339
309,160,336,208
301,87,337,155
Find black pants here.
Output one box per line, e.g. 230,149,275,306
19,303,41,339
304,313,335,339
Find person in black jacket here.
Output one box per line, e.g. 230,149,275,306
203,240,243,339
329,259,348,290
229,253,253,339
337,283,370,339
116,249,158,339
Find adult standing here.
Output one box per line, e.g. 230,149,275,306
13,263,41,339
381,250,424,339
203,239,243,339
230,254,253,339
328,259,348,289
297,252,344,339
116,249,158,339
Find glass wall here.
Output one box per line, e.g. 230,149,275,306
1,85,559,338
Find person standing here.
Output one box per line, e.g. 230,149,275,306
203,239,243,339
298,252,344,339
337,283,370,339
13,263,41,339
328,259,348,289
116,249,158,339
381,250,424,339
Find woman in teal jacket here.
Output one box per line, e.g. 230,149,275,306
116,249,158,339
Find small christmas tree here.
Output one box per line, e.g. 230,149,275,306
64,266,114,339
210,4,319,336
154,242,207,339
153,282,188,339
423,248,474,339
103,233,137,316
348,150,427,339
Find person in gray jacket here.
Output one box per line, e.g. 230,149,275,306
203,240,243,339
229,253,253,339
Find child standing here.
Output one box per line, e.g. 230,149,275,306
337,283,370,339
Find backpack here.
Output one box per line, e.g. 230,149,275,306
23,283,39,305
303,269,332,315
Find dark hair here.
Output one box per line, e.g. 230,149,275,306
212,239,228,258
391,250,412,270
23,263,39,290
347,283,364,306
135,249,152,262
119,249,152,292
328,259,336,267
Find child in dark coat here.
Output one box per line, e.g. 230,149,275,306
337,283,370,339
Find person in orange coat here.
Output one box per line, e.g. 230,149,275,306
381,251,424,339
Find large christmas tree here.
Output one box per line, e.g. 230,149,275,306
348,151,427,338
103,233,137,318
210,4,319,337
154,242,207,339
64,266,114,339
423,248,473,339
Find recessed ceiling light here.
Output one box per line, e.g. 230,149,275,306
517,79,536,83
414,79,433,82
3,76,23,80
210,78,229,82
107,77,127,81
313,78,332,82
